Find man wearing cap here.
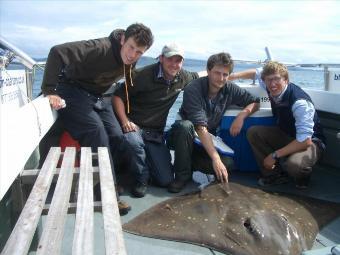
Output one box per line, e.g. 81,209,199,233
113,43,205,197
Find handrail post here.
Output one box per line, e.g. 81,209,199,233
324,65,329,91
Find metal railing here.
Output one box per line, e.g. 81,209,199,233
1,36,45,100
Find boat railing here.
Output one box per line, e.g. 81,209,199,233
0,36,45,100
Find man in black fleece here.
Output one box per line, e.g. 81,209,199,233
113,43,204,197
41,23,154,215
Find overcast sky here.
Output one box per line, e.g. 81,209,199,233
1,0,339,64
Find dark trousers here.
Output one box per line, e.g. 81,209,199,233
56,83,124,181
167,120,233,181
247,126,322,179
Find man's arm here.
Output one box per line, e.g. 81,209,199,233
228,69,256,81
41,46,66,110
112,95,138,133
263,138,312,170
196,125,228,183
230,102,260,136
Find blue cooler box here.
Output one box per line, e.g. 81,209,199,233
219,108,275,172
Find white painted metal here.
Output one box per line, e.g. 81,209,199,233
305,89,340,115
328,68,340,92
0,36,36,70
0,95,57,200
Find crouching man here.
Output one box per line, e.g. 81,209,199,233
247,61,326,189
167,52,260,193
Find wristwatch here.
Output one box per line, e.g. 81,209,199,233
271,151,279,160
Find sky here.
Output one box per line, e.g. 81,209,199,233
1,0,339,64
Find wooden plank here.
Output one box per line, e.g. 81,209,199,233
1,147,61,255
42,201,103,215
72,147,94,254
36,147,76,255
98,147,127,255
20,167,100,185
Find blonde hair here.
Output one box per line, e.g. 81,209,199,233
261,61,289,82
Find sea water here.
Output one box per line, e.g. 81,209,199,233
31,57,324,129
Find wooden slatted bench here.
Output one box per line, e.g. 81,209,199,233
1,147,126,255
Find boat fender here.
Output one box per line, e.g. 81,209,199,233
59,131,80,167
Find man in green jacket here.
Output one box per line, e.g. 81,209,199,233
113,43,205,197
41,23,154,215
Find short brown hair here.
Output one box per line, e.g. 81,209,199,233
124,23,154,49
261,61,289,82
206,52,234,73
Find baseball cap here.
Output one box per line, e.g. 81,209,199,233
161,43,184,58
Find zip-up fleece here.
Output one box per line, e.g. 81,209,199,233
114,63,198,131
41,29,127,95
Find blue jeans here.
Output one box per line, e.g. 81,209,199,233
56,83,124,180
122,130,173,187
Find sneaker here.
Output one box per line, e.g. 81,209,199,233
118,200,131,216
168,179,189,193
131,182,147,198
258,172,289,187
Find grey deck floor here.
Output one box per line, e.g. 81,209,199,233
118,166,340,255
43,165,340,255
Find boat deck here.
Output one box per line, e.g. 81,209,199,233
119,165,340,254
27,164,340,255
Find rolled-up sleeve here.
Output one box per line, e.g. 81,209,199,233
292,99,315,142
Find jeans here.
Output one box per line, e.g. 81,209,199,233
122,130,173,186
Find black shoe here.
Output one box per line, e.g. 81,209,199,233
116,185,124,196
168,179,189,193
295,167,312,189
118,200,131,216
132,182,147,198
258,172,289,187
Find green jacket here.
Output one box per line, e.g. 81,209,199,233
41,29,127,95
114,63,199,131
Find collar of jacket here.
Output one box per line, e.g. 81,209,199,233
153,62,180,85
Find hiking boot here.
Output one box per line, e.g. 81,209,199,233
118,200,131,216
168,179,189,193
131,182,147,198
258,172,289,187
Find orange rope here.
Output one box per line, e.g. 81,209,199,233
124,65,134,113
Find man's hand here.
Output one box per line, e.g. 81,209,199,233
229,116,244,137
212,158,229,183
263,154,276,170
122,121,139,133
47,95,65,110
